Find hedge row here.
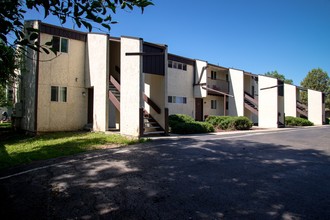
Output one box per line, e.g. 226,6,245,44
285,116,314,126
205,115,253,130
169,114,214,134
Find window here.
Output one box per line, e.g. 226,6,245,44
52,36,68,53
168,60,173,68
168,96,187,104
226,100,229,110
211,71,217,79
51,86,67,102
211,100,217,109
168,60,187,71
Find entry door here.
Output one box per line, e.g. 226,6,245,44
87,88,94,124
195,98,203,121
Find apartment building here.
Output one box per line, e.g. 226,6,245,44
14,21,325,137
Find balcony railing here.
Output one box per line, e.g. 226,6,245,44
207,79,229,94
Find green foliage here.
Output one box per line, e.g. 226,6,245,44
0,0,154,84
264,70,293,85
300,68,330,109
0,42,17,86
205,115,232,127
206,115,253,130
169,114,214,134
0,131,144,170
325,117,329,125
285,116,314,126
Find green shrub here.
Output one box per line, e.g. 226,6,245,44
205,115,232,127
169,114,195,124
206,115,253,130
326,117,330,124
232,116,254,130
169,114,214,134
285,116,314,126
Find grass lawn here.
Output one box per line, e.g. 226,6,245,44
0,131,146,170
0,122,11,129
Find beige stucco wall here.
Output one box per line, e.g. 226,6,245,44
194,60,207,98
167,63,195,117
144,73,166,129
86,33,109,132
20,21,39,132
308,89,324,125
258,76,278,128
228,69,244,116
284,84,297,117
36,31,87,131
203,96,224,118
120,36,143,137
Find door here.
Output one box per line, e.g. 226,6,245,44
87,88,94,124
195,98,203,121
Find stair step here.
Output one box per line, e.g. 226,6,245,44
144,126,161,129
143,131,165,135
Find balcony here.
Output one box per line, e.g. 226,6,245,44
207,78,229,95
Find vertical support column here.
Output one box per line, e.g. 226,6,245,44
120,36,143,137
284,84,297,117
228,68,244,116
308,89,324,125
86,33,109,132
164,108,169,135
258,76,278,128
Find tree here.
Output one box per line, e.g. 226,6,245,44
0,41,17,86
264,70,293,84
0,0,153,85
300,68,330,109
0,84,11,107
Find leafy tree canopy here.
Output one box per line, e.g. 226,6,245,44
0,0,153,85
264,70,293,85
0,41,17,86
300,68,330,108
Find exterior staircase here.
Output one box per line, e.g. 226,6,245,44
142,110,166,136
109,76,120,111
109,75,166,137
296,101,308,118
244,92,258,115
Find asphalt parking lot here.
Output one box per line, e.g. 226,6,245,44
1,126,330,219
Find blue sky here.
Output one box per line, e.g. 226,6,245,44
23,0,330,85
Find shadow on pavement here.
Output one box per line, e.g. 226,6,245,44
0,137,329,219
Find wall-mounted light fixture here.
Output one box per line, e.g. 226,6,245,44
82,91,86,97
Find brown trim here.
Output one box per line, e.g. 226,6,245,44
243,71,257,77
126,52,165,56
108,91,120,112
195,66,208,85
143,93,161,114
201,86,233,97
168,53,195,66
164,108,169,135
110,76,121,92
139,108,144,137
110,36,121,42
208,63,229,71
144,41,167,49
39,22,87,41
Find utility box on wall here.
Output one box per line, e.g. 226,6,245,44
13,102,23,117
